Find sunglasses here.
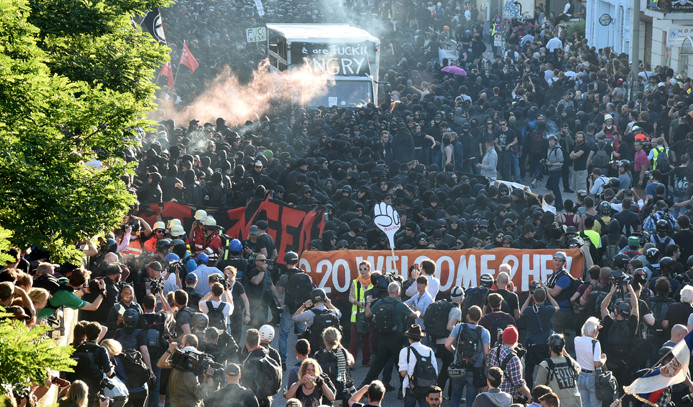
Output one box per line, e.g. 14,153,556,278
155,230,165,234
256,259,267,262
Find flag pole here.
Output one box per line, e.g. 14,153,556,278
172,41,183,91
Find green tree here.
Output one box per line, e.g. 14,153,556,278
0,0,169,261
0,308,76,393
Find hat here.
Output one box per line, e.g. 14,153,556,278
202,216,217,227
502,326,519,345
628,235,640,248
354,236,367,246
249,225,258,235
194,210,207,221
480,273,494,286
123,309,139,327
225,363,241,376
196,252,209,263
254,160,263,167
164,253,180,262
170,225,185,237
405,324,426,340
185,273,197,283
554,251,567,261
153,221,166,230
256,220,268,230
148,261,162,272
547,134,557,141
604,114,613,120
450,286,465,301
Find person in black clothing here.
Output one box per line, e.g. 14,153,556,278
66,321,114,405
208,363,259,407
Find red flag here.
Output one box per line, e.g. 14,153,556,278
179,41,199,73
160,53,174,89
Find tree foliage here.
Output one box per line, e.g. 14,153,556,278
0,308,76,392
0,0,169,261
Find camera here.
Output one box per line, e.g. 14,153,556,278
609,270,632,285
150,278,164,295
89,278,106,294
529,282,541,294
171,349,224,379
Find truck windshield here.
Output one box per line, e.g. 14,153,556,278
304,80,373,108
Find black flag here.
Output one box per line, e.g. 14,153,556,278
141,8,166,44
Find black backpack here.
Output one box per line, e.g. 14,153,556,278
206,300,228,331
453,324,482,369
142,313,168,360
67,343,102,384
646,296,675,337
462,286,489,313
284,271,313,314
545,356,579,389
551,270,581,303
487,313,510,346
245,350,282,399
423,300,454,340
115,328,142,350
407,346,438,398
592,142,610,168
309,308,341,350
314,347,353,396
117,348,150,388
372,299,398,333
606,319,632,354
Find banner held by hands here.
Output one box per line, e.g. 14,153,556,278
373,202,401,273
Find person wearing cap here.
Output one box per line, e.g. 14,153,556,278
486,326,531,402
144,220,168,253
191,253,222,298
398,324,438,404
182,273,202,312
599,280,639,396
207,362,259,407
254,220,277,260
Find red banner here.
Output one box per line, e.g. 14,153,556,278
179,41,199,73
136,199,324,264
299,248,584,299
161,53,174,88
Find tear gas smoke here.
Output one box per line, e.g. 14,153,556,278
157,59,334,127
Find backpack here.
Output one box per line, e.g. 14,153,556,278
116,328,142,350
646,296,675,337
592,141,610,168
423,300,455,339
206,300,228,331
654,147,672,173
309,308,341,350
407,346,438,398
372,299,398,333
247,351,282,399
592,341,618,402
462,286,489,314
314,347,353,396
453,324,482,369
143,314,168,360
550,270,581,303
487,313,510,347
493,345,518,373
33,274,73,295
284,271,313,314
606,319,632,354
545,356,579,389
117,348,150,388
67,343,102,384
602,238,621,268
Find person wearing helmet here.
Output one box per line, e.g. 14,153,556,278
188,209,207,255
535,333,581,407
293,288,342,354
257,324,281,364
277,251,312,370
144,221,168,253
195,216,223,264
599,279,639,394
643,200,678,234
650,218,675,254
650,256,681,297
644,246,662,279
215,239,248,282
191,253,222,298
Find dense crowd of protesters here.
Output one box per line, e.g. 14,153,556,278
4,0,693,406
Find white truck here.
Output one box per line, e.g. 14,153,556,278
266,23,380,107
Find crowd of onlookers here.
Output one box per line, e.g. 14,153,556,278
3,0,693,406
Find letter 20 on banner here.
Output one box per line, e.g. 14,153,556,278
299,248,584,297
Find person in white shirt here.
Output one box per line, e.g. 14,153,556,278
199,279,234,330
399,324,438,404
574,317,604,407
405,259,440,299
405,276,434,334
546,33,563,53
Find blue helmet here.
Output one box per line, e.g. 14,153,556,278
229,239,243,254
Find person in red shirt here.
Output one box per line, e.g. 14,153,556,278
188,209,207,254
144,221,167,252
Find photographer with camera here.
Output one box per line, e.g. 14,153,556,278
81,263,122,325
599,279,639,396
156,335,217,407
520,284,559,388
40,267,106,318
65,321,115,406
146,261,178,298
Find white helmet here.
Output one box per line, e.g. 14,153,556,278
170,225,185,237
203,216,217,227
259,325,275,342
194,209,207,221
152,221,166,230
167,218,182,229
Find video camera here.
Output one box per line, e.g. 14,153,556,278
609,270,632,285
170,349,224,380
150,278,164,295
